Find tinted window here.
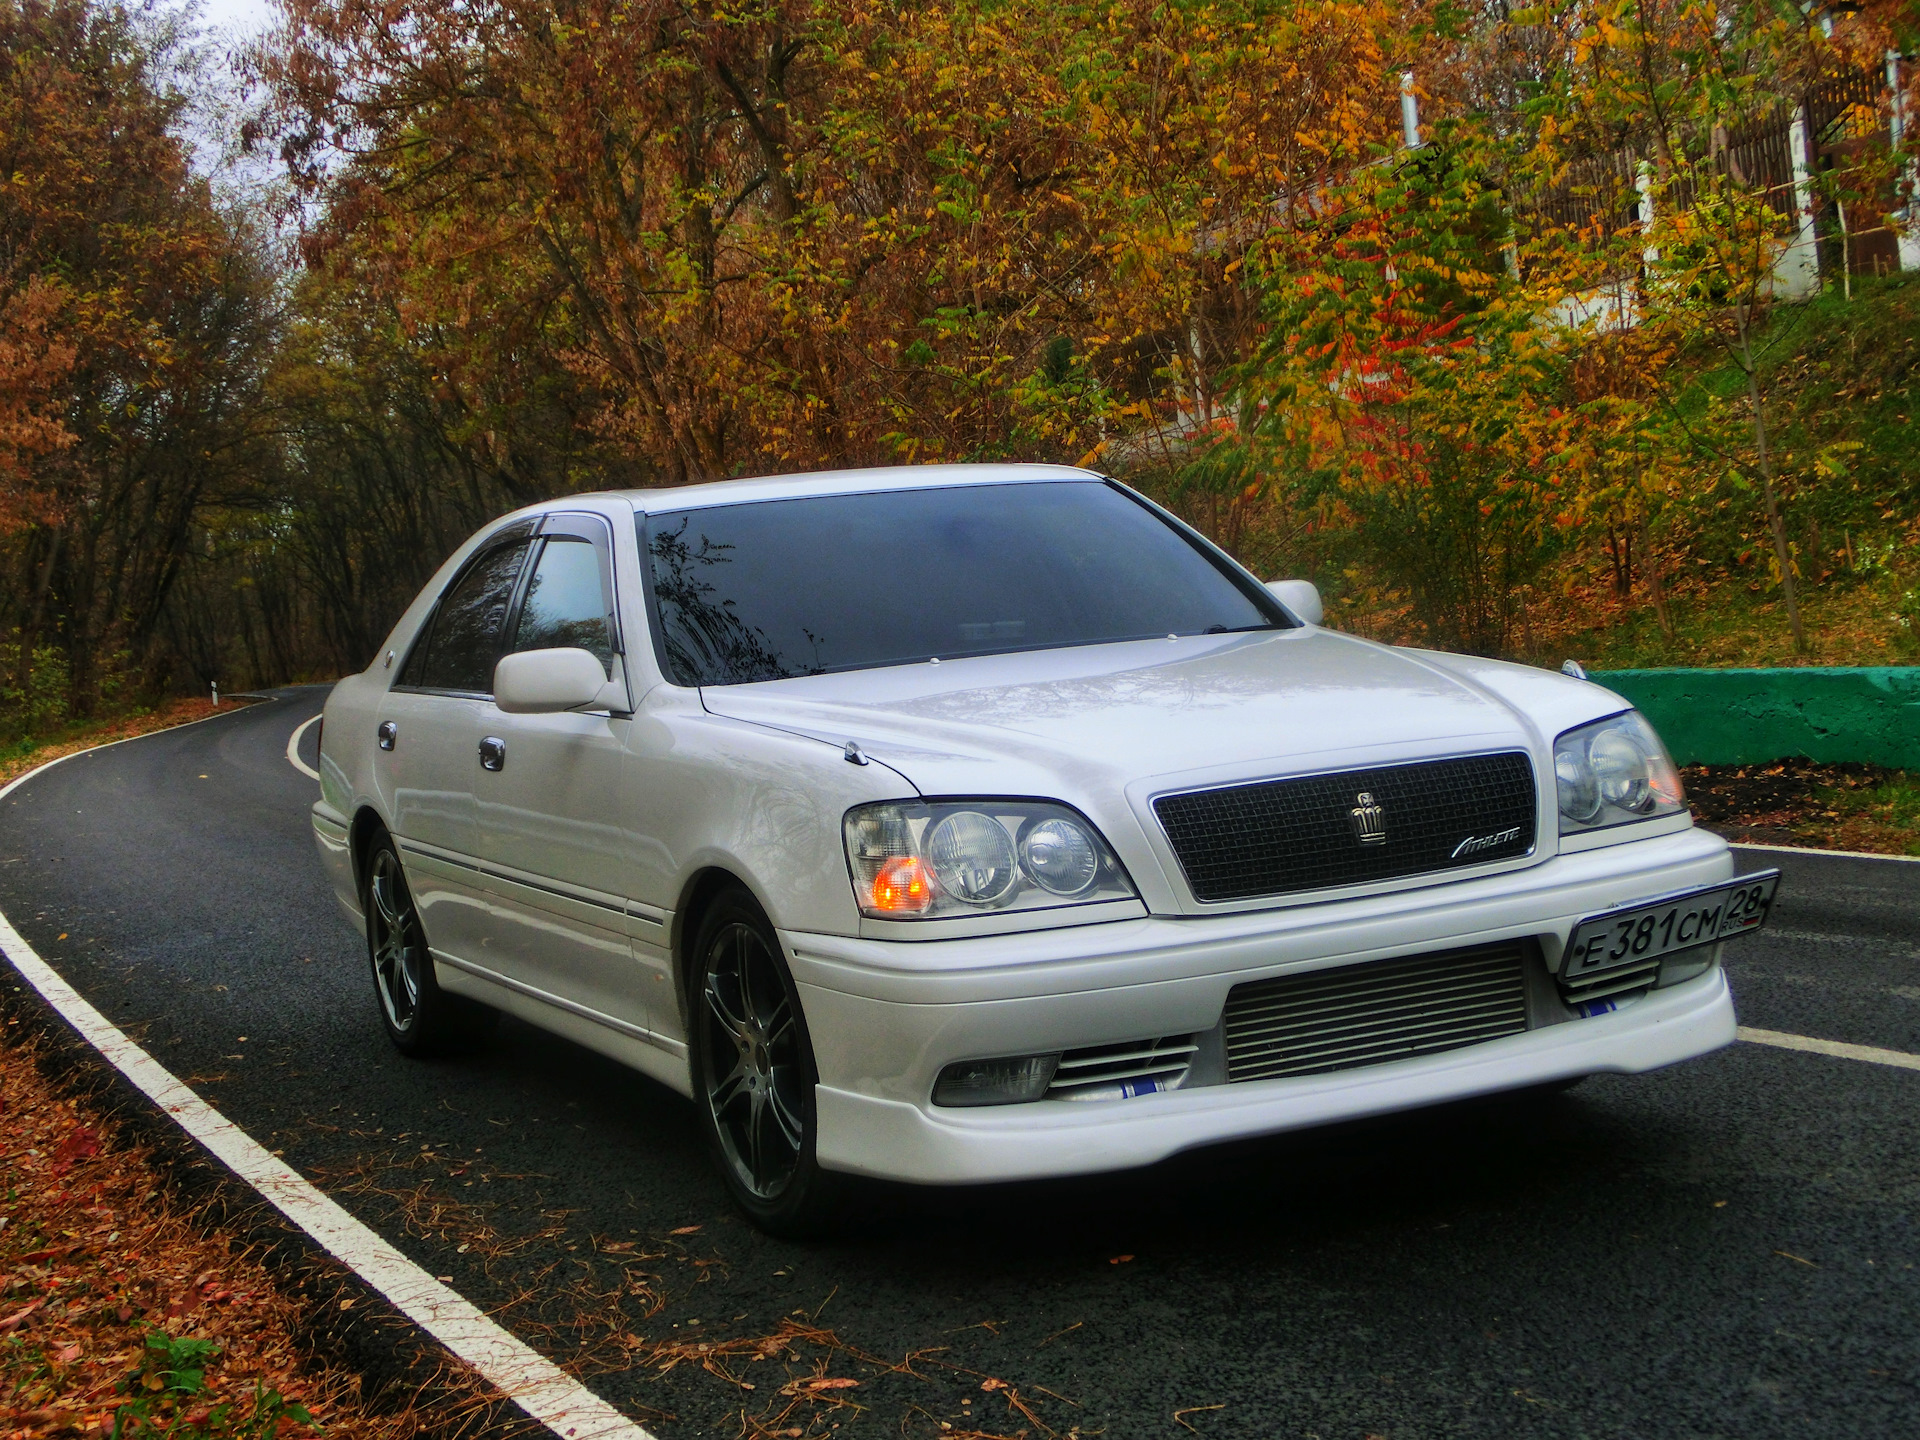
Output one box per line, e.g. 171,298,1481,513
412,541,530,692
643,481,1279,686
511,537,614,675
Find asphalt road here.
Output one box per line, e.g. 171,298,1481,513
2,687,1916,1440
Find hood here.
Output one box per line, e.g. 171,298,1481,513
699,628,1603,801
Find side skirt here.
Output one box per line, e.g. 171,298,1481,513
432,950,694,1099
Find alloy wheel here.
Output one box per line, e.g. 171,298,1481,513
368,847,423,1033
699,921,805,1199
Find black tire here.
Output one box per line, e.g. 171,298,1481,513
362,831,494,1057
688,885,841,1236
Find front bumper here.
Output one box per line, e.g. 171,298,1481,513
785,825,1738,1184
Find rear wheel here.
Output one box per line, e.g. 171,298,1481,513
363,832,493,1056
689,886,840,1236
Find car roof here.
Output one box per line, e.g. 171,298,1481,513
606,462,1103,514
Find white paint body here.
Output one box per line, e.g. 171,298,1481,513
312,464,1737,1185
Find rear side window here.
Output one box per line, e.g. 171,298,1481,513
510,537,615,675
404,540,531,692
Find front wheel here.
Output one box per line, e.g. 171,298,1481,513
689,886,840,1236
363,832,493,1056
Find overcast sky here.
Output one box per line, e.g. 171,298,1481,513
198,0,276,41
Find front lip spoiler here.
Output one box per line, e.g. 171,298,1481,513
811,967,1736,1184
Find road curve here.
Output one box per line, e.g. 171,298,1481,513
1,688,1916,1439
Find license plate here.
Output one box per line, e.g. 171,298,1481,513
1563,870,1780,980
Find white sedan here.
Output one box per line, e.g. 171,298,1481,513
311,464,1775,1232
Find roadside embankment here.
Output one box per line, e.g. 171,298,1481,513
0,1022,422,1440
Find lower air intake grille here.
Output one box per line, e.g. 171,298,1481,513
1557,955,1660,1006
1224,941,1529,1082
1155,752,1537,902
1048,1035,1197,1100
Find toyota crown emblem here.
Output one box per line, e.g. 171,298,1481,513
1349,791,1387,846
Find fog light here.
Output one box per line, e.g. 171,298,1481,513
932,1053,1060,1107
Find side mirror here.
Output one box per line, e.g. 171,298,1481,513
494,648,615,714
1264,579,1324,627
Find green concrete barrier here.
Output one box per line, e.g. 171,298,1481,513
1587,667,1920,769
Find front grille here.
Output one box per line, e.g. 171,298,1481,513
1223,941,1529,1082
1048,1034,1197,1100
1155,752,1536,902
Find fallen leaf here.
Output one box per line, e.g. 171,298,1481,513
1109,1254,1134,1264
0,1298,46,1332
669,1225,700,1235
783,1376,859,1394
15,1408,80,1433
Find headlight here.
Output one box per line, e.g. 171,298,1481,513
844,800,1136,919
1553,712,1685,834
926,811,1019,904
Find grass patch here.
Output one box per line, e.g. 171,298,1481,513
1522,563,1919,671
1682,761,1920,856
1817,769,1920,857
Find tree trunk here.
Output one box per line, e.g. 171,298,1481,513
1639,522,1675,641
1736,320,1806,652
13,527,65,729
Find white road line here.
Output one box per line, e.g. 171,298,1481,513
1739,1027,1920,1072
1732,841,1920,865
0,727,655,1440
287,714,321,781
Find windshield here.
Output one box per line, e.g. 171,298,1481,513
641,480,1285,686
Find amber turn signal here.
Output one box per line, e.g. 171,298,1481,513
871,855,934,913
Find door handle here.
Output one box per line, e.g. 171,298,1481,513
478,736,506,771
377,720,397,751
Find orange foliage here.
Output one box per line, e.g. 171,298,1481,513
260,0,1425,481
0,277,76,531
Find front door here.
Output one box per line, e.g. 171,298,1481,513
376,527,533,966
471,514,665,1039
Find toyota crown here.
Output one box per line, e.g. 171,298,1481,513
310,464,1775,1232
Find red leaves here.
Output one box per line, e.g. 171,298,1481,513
51,1123,100,1175
0,1296,47,1332
0,1033,403,1440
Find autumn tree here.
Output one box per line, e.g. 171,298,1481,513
1515,0,1906,652
0,0,276,721
255,0,1425,484
1226,131,1578,654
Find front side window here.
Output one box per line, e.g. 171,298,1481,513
642,480,1284,686
405,540,531,693
511,536,615,675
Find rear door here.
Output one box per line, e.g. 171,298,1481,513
376,525,534,965
470,513,663,1037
